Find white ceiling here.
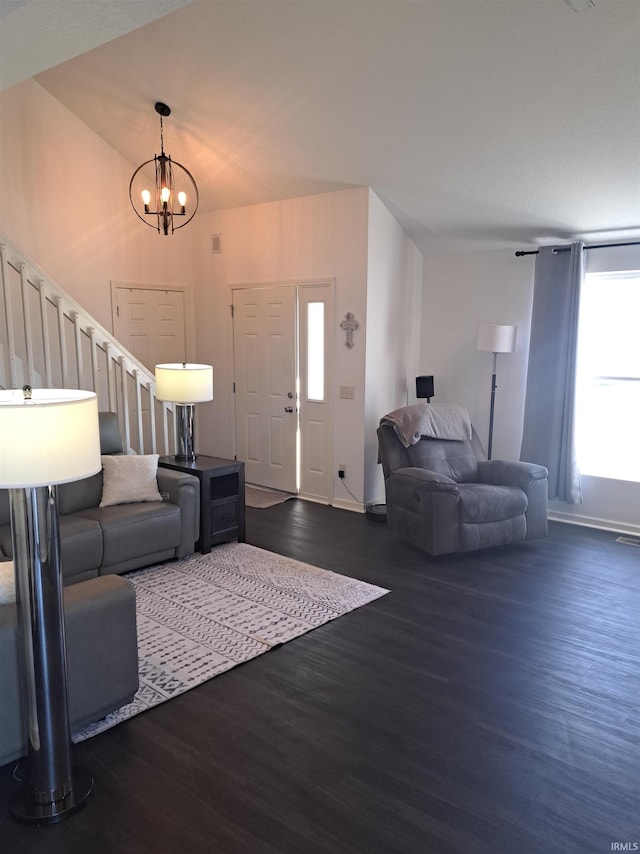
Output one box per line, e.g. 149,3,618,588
2,0,639,254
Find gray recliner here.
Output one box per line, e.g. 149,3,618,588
377,406,548,556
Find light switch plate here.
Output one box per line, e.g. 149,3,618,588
339,386,355,400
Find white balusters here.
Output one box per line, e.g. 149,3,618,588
0,236,175,455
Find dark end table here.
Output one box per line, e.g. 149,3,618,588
158,455,246,553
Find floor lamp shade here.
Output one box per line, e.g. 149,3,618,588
476,324,517,354
0,388,100,824
155,363,213,461
0,389,101,487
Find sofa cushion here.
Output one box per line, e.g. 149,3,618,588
75,501,181,568
405,438,480,483
0,516,103,584
59,514,104,581
99,454,163,507
458,483,527,524
58,472,104,516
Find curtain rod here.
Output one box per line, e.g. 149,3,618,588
515,240,640,257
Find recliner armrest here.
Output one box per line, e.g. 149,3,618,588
156,468,200,556
391,466,459,492
477,459,548,490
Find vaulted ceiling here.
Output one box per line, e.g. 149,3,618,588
2,0,639,253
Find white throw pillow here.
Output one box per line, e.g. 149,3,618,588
99,454,163,508
0,561,15,604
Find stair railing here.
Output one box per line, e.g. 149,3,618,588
0,238,175,455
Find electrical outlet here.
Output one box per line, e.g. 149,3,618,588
338,464,346,478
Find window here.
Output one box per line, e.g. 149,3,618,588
575,271,640,481
306,301,324,401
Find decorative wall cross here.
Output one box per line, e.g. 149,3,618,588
340,312,359,349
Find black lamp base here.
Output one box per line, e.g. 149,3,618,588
10,766,93,825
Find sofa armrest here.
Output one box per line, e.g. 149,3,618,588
156,468,200,557
477,459,548,490
477,459,549,541
385,467,460,556
391,466,459,490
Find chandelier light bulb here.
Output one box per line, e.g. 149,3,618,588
178,191,187,206
160,186,171,204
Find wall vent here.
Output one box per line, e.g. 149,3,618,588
616,536,640,547
211,234,222,254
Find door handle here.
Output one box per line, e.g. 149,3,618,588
284,406,294,413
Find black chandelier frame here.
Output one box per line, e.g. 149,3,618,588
129,102,199,236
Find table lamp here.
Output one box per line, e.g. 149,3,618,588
155,363,213,461
0,387,101,824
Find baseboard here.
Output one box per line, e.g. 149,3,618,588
297,494,330,506
548,510,640,538
331,497,365,513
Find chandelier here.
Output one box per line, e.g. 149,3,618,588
129,102,199,236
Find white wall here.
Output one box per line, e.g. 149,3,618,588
364,190,423,504
191,188,370,504
421,249,534,460
0,80,194,334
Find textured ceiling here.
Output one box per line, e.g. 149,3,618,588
2,0,639,253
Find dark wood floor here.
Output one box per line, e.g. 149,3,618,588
1,501,639,853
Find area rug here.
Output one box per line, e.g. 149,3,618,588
245,485,294,509
72,542,388,742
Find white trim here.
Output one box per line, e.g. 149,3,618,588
549,510,640,538
331,497,365,514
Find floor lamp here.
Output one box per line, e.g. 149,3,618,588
476,324,517,460
155,363,213,461
0,387,101,824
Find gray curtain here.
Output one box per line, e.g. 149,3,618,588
520,242,583,503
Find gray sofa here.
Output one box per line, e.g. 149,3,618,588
0,575,138,766
0,412,200,583
377,416,548,556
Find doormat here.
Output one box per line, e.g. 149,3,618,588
245,485,295,509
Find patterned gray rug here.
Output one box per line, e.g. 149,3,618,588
72,542,388,743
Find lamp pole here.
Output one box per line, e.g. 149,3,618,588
9,486,93,824
487,352,497,460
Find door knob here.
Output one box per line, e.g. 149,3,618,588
284,406,294,413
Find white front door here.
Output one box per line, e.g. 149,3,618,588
233,285,298,493
113,284,187,371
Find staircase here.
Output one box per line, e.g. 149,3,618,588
0,237,176,455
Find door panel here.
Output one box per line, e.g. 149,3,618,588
114,286,186,371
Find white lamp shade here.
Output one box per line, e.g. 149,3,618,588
476,324,517,353
155,363,213,403
0,389,101,488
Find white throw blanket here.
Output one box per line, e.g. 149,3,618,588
380,403,472,447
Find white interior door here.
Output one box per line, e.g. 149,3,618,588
233,286,298,492
113,284,187,372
